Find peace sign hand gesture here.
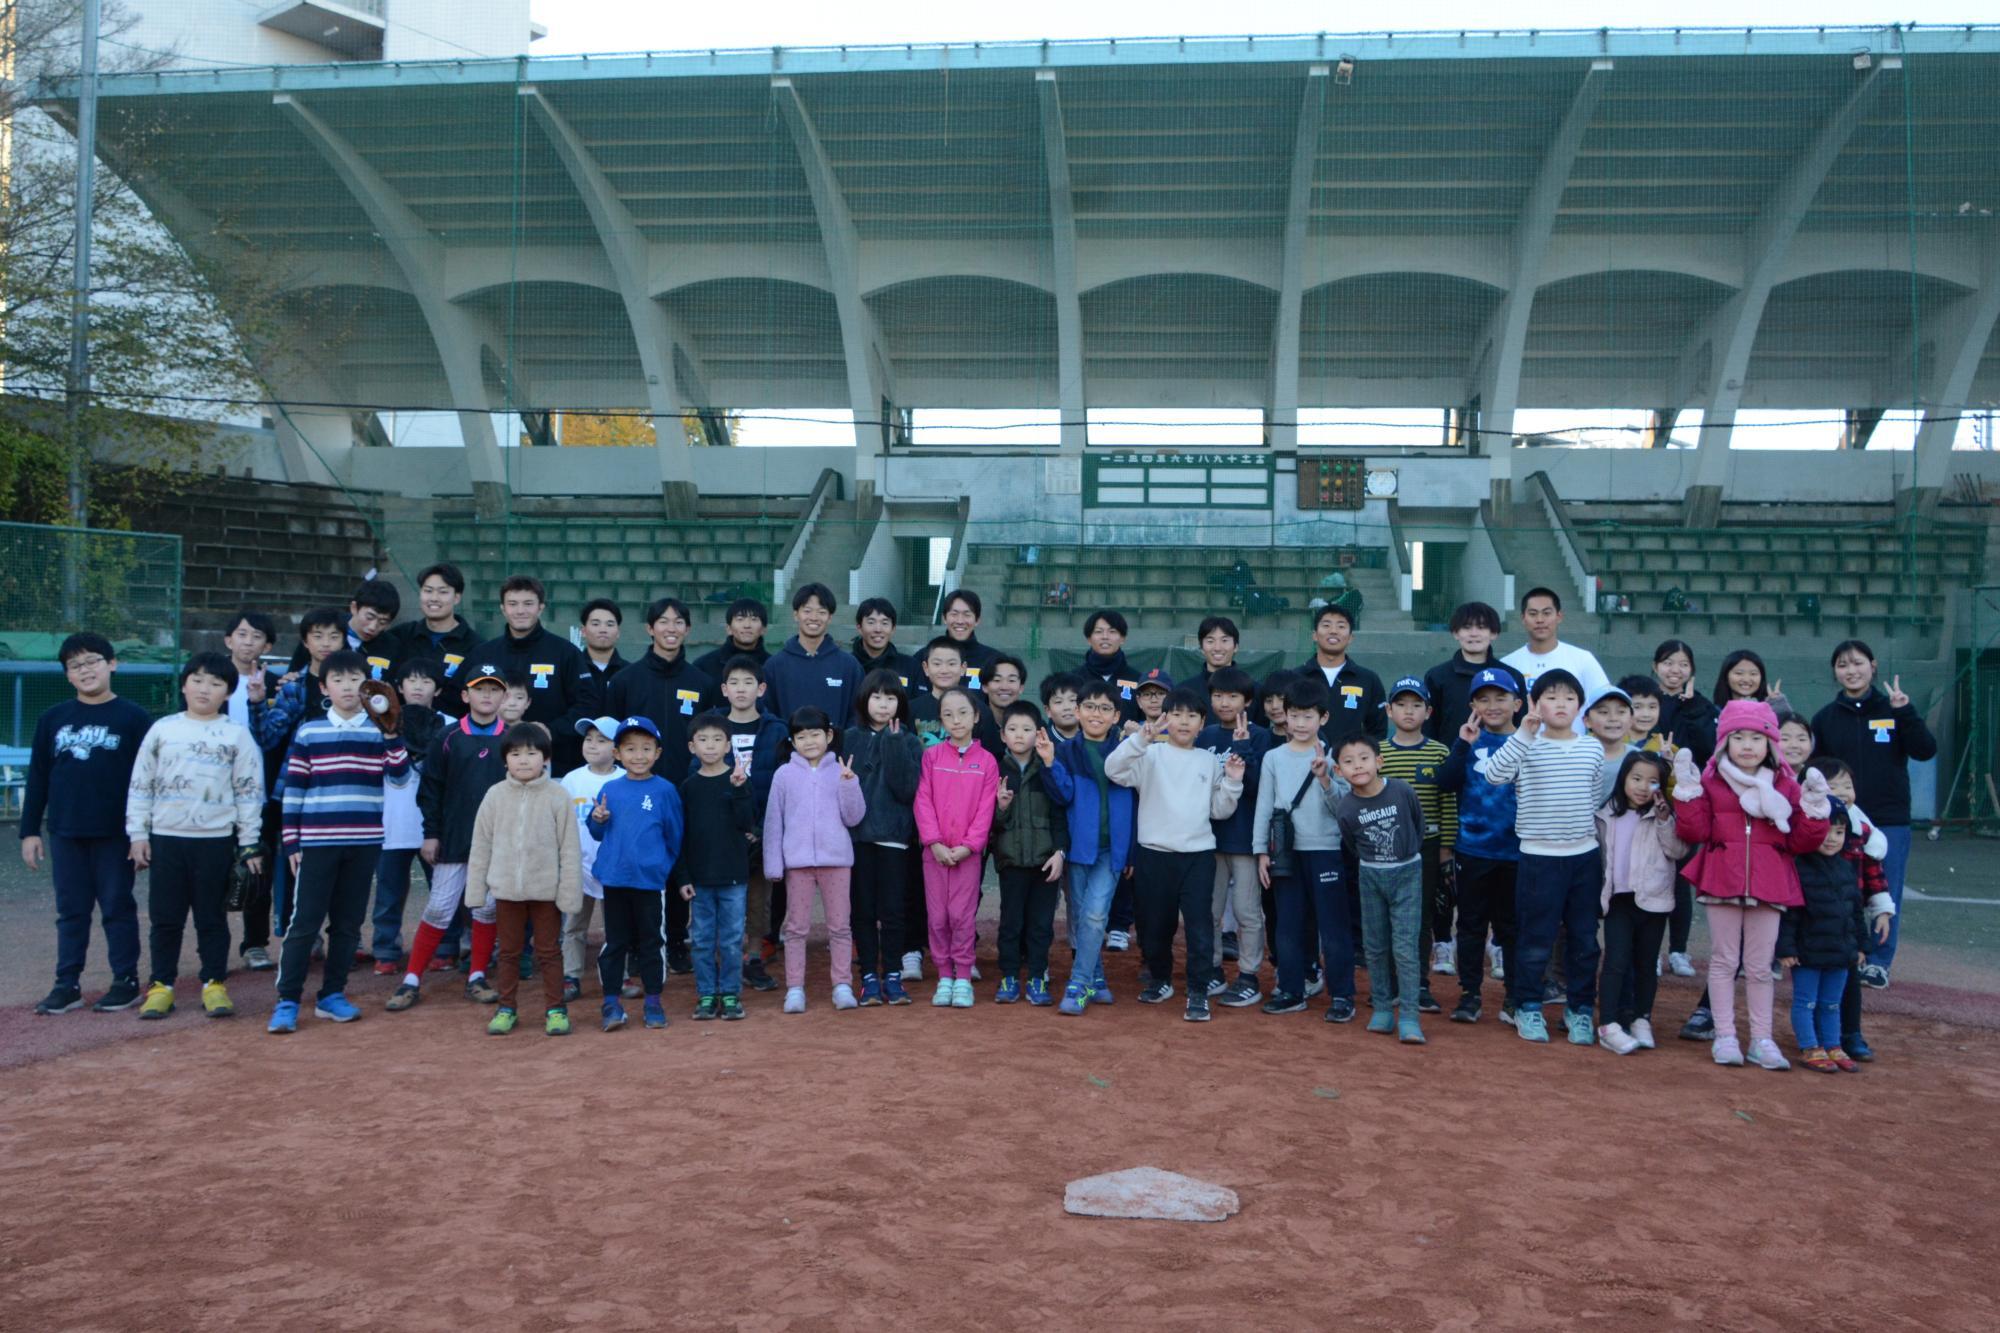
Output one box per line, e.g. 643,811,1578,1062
1232,712,1251,742
590,794,610,824
838,754,857,781
1458,716,1481,745
1310,740,1331,787
730,752,750,787
1033,730,1056,766
1888,674,1910,710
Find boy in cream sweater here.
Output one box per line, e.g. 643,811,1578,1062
466,722,583,1036
1105,687,1244,1022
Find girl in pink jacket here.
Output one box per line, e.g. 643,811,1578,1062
763,706,867,1015
1672,699,1832,1072
1593,751,1688,1056
914,688,1000,1008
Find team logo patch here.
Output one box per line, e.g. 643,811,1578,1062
676,688,699,715
530,663,554,689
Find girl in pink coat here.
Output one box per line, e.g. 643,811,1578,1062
914,688,1000,1008
1672,699,1832,1071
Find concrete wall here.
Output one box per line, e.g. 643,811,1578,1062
382,1,533,61
124,1,535,68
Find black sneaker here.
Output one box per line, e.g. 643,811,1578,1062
1542,980,1565,1007
693,994,720,1021
1261,989,1307,1014
718,993,746,1020
562,976,582,1004
1679,1007,1716,1041
1418,985,1442,1015
1137,980,1174,1005
667,945,694,976
35,984,84,1015
1326,996,1356,1023
93,976,142,1011
742,956,779,993
1220,930,1240,962
1450,995,1481,1024
1218,976,1261,1008
1184,994,1212,1022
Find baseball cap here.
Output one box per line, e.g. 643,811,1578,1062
575,715,622,740
1584,684,1633,713
612,716,661,744
1468,667,1519,700
463,663,505,688
1134,667,1174,693
1389,675,1430,704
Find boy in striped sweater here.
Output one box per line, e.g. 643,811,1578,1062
1378,677,1456,1015
270,650,411,1033
1482,668,1603,1048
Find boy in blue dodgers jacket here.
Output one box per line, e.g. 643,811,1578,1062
1437,667,1522,1024
1035,680,1138,1015
1481,668,1605,1047
270,650,412,1034
1197,666,1274,1007
588,716,686,1033
25,632,155,1016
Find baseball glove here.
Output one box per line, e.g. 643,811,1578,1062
359,679,403,736
225,846,262,912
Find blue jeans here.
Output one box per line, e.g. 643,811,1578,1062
372,847,423,961
1357,859,1423,1017
1790,965,1847,1049
1065,856,1120,990
1272,849,1352,1000
49,833,140,987
1511,849,1603,1014
1866,825,1912,971
689,883,747,996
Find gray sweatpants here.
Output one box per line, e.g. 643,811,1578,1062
1210,853,1266,976
1358,858,1423,1018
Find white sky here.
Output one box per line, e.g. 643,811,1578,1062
402,4,1997,448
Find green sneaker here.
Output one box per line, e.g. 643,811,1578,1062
545,1007,571,1037
486,1007,518,1035
718,993,746,1021
693,994,720,1021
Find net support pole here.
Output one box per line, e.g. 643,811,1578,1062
521,85,704,519
275,93,511,519
61,0,102,622
1263,65,1328,454
1903,238,2000,519
1674,58,1894,527
774,77,895,507
1466,59,1610,513
1034,72,1087,457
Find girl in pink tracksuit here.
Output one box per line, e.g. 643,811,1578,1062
763,706,867,1015
1672,699,1832,1071
914,688,999,1007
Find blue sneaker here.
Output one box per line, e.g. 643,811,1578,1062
1516,1008,1550,1043
1566,1011,1595,1046
601,999,627,1032
995,975,1021,1004
314,993,361,1023
1366,1007,1395,1034
1090,978,1115,1005
1844,1032,1874,1062
267,999,299,1034
882,974,911,1006
859,974,883,1007
643,995,667,1029
1058,980,1089,1016
1026,975,1053,1007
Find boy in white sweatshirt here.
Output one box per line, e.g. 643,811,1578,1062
126,652,266,1019
1106,686,1245,1022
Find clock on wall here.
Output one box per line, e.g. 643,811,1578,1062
1365,469,1399,498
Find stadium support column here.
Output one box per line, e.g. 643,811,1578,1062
775,77,897,507
1466,60,1610,514
1901,241,2000,519
1264,66,1328,454
521,86,703,519
1035,72,1086,456
275,94,511,520
1672,60,1894,528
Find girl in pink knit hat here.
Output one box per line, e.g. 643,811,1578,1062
1671,699,1833,1071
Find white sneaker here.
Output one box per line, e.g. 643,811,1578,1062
1303,972,1326,999
782,987,806,1014
1669,951,1697,978
1712,1035,1744,1066
1487,942,1505,980
1654,956,1663,976
1747,1038,1791,1072
1598,1022,1639,1055
951,977,975,1008
969,963,982,981
1105,929,1130,952
1630,1017,1656,1049
932,980,954,1007
1430,942,1456,976
831,984,857,1011
901,951,924,981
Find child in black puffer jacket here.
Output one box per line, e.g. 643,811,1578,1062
1780,800,1868,1074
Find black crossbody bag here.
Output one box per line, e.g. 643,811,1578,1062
1264,769,1318,881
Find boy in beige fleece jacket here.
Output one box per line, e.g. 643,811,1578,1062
466,723,583,1035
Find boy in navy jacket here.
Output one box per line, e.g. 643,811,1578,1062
1035,681,1138,1015
1437,667,1522,1024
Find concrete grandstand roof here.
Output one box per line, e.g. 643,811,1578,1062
45,26,2000,432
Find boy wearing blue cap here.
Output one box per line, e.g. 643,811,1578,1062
1377,677,1456,1013
557,715,623,1001
587,716,685,1031
1438,666,1523,1024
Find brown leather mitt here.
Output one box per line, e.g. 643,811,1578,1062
359,679,403,736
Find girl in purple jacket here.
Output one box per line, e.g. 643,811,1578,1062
763,707,867,1014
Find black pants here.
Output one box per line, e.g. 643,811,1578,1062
1453,853,1517,1006
1668,878,1694,954
276,843,380,1003
147,834,235,986
1110,865,1136,933
238,802,281,952
598,886,666,997
1343,844,1364,955
1841,961,1865,1043
667,884,690,955
1599,893,1669,1028
852,842,908,977
900,843,926,959
996,864,1060,980
1133,846,1215,994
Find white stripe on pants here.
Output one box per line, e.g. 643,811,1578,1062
419,863,495,929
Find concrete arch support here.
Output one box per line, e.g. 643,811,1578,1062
1266,66,1328,451
1035,71,1087,455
